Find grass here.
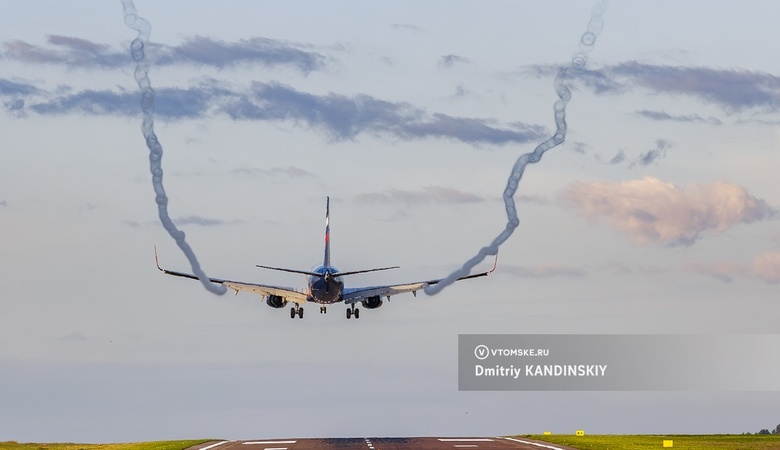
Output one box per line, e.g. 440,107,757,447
522,434,780,449
0,441,211,450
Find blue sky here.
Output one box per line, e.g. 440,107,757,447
1,0,779,442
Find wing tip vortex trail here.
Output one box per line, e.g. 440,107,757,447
122,0,226,296
428,1,608,296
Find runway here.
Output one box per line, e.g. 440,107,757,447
190,437,577,450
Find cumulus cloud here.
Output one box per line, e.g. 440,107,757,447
560,176,774,246
2,34,325,73
354,186,488,206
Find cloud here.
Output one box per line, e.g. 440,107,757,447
3,35,126,68
59,332,88,342
560,176,774,246
11,78,545,145
232,166,315,178
608,149,626,165
354,186,488,206
123,215,240,228
223,81,546,144
0,78,40,96
636,110,722,125
609,62,780,111
501,264,585,278
390,23,423,34
630,139,671,167
516,194,550,206
175,216,229,227
685,261,746,283
438,54,470,68
2,34,325,73
752,252,780,284
529,62,780,112
687,252,780,284
153,36,325,73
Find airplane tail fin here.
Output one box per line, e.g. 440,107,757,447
324,196,331,269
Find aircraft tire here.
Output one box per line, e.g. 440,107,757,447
354,308,360,319
290,307,296,319
298,308,304,319
346,308,352,319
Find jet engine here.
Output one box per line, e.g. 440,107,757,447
361,295,383,309
265,294,288,309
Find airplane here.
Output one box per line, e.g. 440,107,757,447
154,197,497,319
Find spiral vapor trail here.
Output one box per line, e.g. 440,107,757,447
121,0,227,295
425,0,609,295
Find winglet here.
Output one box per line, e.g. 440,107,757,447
489,252,498,274
154,245,163,272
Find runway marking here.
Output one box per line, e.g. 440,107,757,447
364,437,374,449
200,442,229,450
438,439,494,442
263,448,287,450
453,445,479,448
501,437,567,450
242,442,296,446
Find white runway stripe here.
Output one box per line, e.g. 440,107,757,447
438,439,493,442
501,437,567,450
242,442,296,445
200,442,229,450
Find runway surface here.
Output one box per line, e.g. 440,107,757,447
191,437,577,450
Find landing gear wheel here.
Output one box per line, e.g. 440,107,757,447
320,306,327,314
297,307,304,319
346,308,352,319
354,308,360,319
290,307,296,319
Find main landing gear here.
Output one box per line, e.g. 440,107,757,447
346,305,360,319
320,306,327,314
290,305,303,319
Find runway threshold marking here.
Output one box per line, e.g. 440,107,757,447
200,442,230,450
438,439,493,442
364,437,374,449
501,437,566,450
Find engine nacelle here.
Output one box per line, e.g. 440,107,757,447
265,294,288,309
361,295,383,309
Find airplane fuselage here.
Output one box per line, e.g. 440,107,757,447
307,266,344,304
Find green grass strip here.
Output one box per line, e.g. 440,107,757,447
522,434,780,449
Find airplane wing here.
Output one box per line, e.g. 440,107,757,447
154,248,308,303
341,255,497,304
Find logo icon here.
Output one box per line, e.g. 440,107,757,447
474,344,489,360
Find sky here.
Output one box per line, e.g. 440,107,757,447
1,0,780,442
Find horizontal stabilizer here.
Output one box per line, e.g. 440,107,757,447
256,264,399,278
336,266,400,277
256,265,323,277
